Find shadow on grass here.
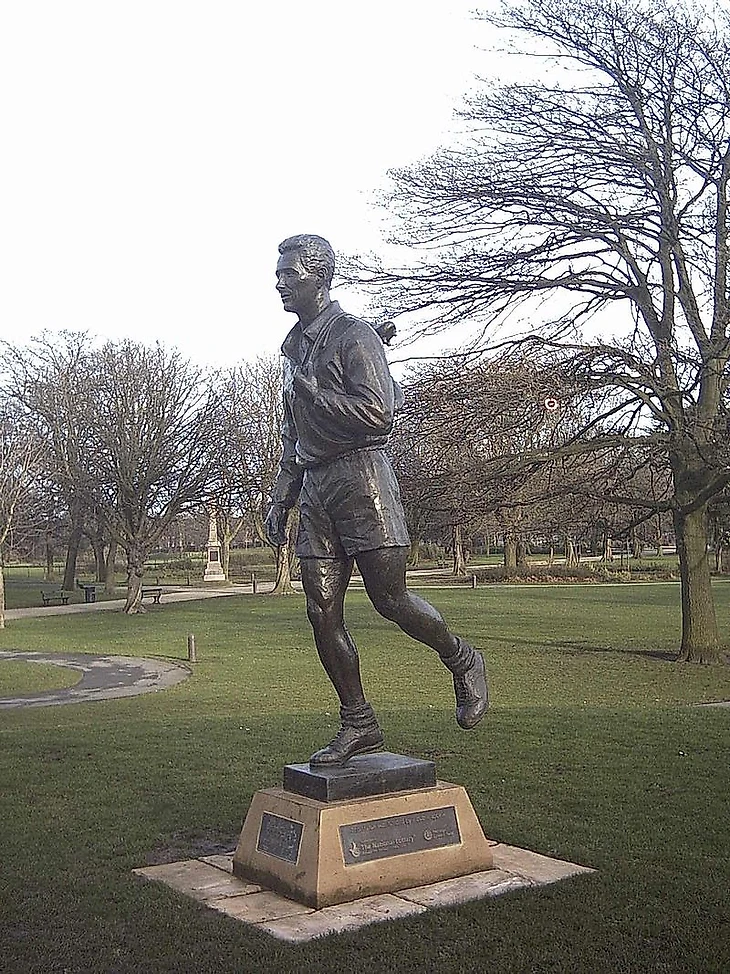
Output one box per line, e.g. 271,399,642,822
545,640,679,663
476,633,680,663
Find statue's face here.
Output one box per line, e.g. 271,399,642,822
276,251,320,317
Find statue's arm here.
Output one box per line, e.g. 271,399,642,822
266,394,303,545
310,329,394,434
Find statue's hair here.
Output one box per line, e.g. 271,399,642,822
278,234,335,287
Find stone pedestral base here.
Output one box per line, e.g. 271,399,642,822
232,755,493,909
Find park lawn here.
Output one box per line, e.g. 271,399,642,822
0,584,728,973
0,659,81,695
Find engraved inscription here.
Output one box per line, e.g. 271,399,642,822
256,812,303,864
340,806,460,865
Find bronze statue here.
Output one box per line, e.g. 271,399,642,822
265,234,488,766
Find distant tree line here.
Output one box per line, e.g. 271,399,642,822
389,350,676,576
0,333,287,615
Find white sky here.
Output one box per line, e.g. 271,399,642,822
1,1,498,369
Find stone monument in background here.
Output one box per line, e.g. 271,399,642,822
203,511,225,583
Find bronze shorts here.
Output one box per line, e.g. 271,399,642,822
296,449,410,559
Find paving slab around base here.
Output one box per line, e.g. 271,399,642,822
134,844,595,944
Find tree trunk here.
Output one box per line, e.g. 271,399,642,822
503,534,518,573
718,536,728,575
221,536,231,579
92,536,107,583
516,538,528,569
565,537,578,568
602,536,614,562
451,523,467,576
105,539,117,595
673,502,721,663
270,539,295,594
288,543,300,581
62,522,83,592
124,543,146,613
408,537,421,569
45,536,54,580
0,562,5,629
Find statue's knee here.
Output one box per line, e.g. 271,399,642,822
371,592,401,621
306,599,323,628
306,598,337,631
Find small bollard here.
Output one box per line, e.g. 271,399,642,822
187,633,196,663
471,574,477,589
251,572,257,594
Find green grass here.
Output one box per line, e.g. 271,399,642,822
0,584,729,973
0,659,81,695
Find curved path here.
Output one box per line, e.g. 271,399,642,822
0,651,190,709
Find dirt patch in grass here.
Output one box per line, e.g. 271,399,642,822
144,826,239,865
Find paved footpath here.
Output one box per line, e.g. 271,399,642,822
0,651,191,709
3,585,256,621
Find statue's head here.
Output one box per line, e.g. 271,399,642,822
276,234,335,318
278,234,335,286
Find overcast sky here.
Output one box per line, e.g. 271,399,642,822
1,1,499,368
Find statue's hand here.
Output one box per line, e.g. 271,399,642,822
264,503,289,546
293,371,318,400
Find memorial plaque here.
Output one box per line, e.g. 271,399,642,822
340,805,460,865
256,812,303,864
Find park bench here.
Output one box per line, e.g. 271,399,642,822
40,589,70,606
141,587,163,604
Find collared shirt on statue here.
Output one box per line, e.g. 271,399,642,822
271,300,396,509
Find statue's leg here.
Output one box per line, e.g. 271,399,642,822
300,556,360,705
356,546,488,730
300,557,384,765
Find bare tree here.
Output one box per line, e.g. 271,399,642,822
83,512,118,594
2,333,97,591
0,401,44,628
215,357,296,594
352,1,730,662
86,341,219,612
392,351,592,570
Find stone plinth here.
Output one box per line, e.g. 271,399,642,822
283,752,436,802
232,779,493,910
